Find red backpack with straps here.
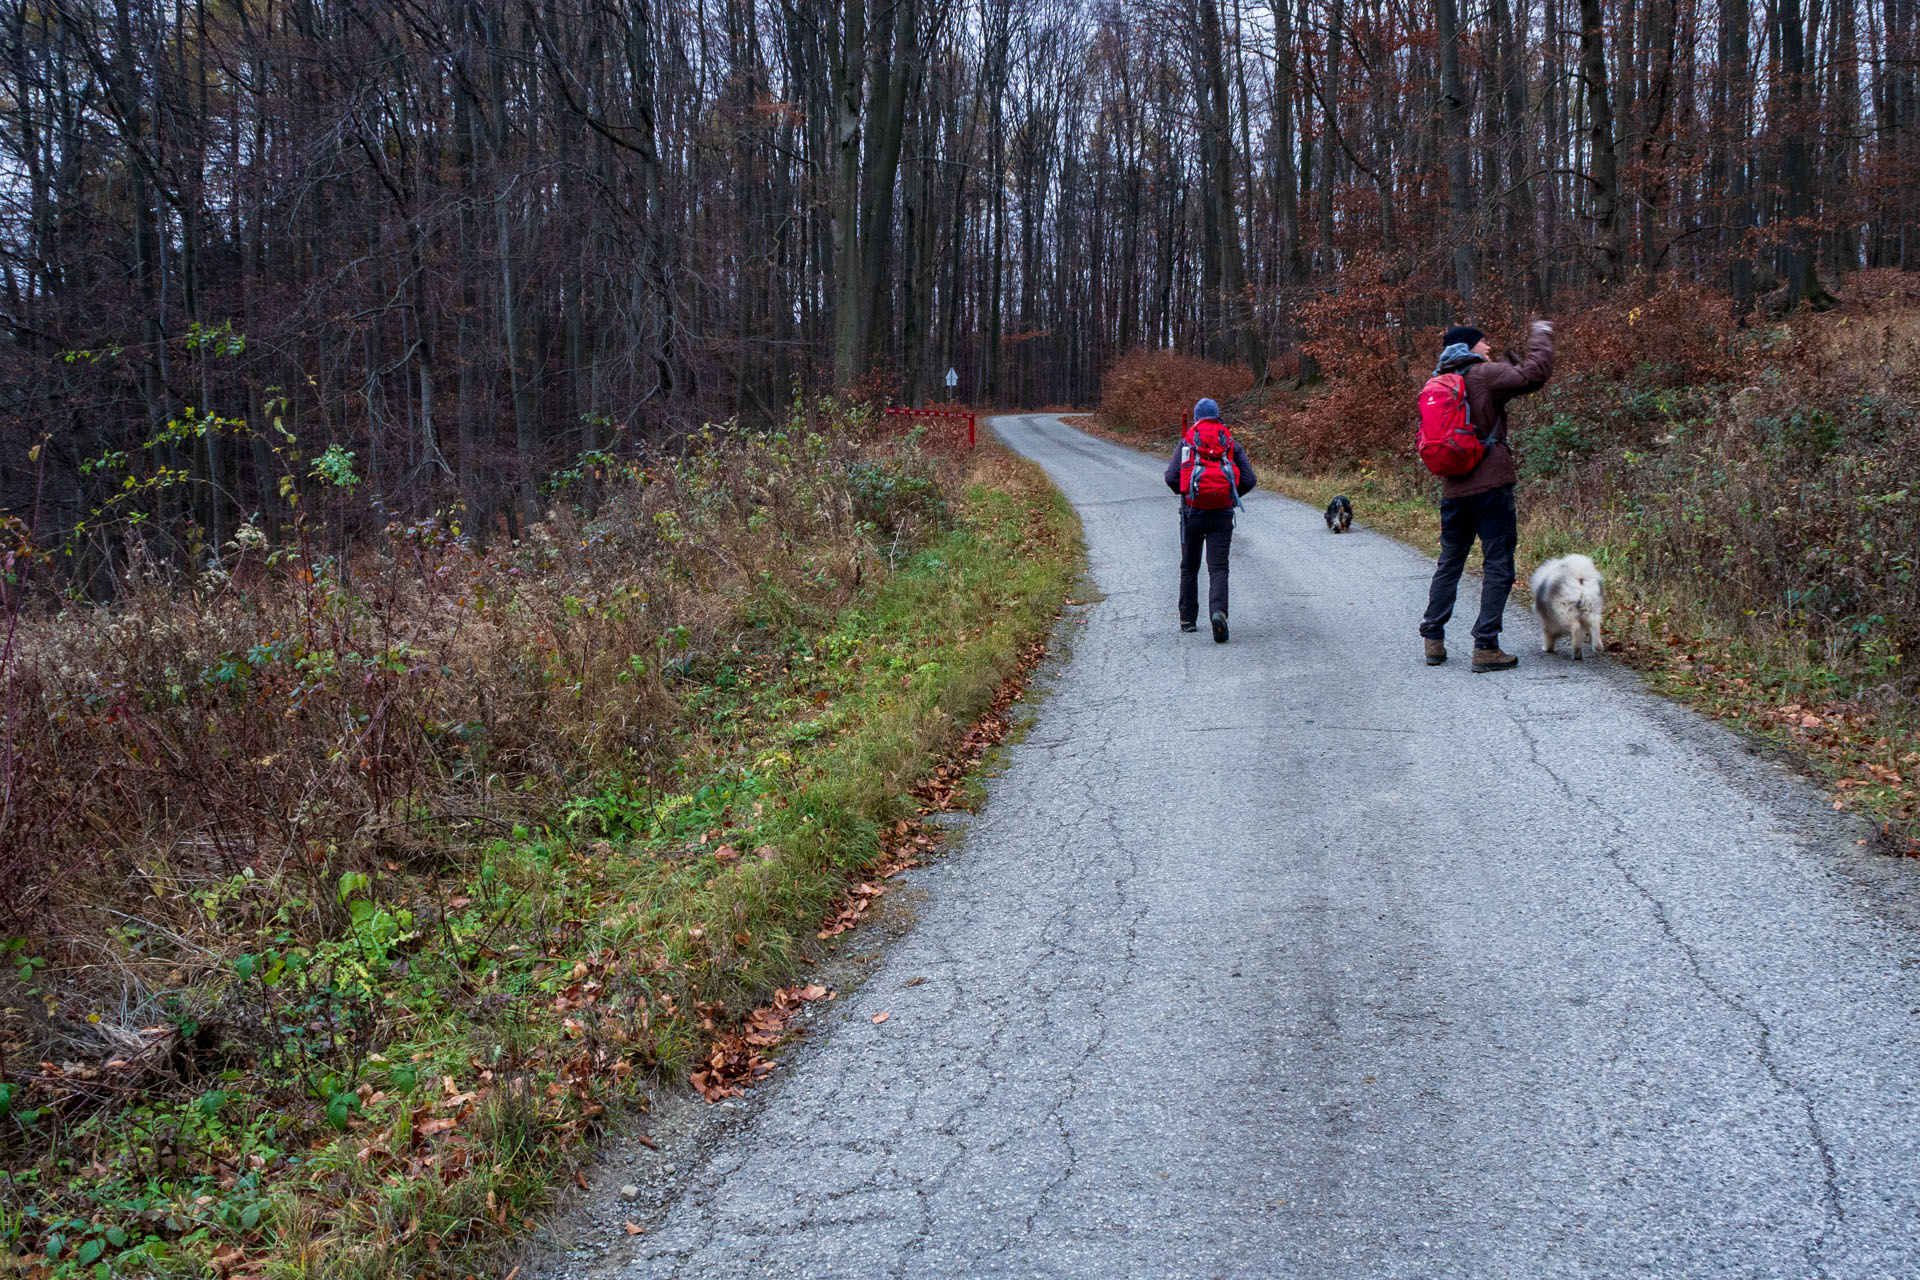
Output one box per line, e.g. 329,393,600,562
1416,372,1484,476
1179,421,1241,510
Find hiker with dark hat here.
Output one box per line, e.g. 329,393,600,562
1416,320,1555,671
1165,397,1257,643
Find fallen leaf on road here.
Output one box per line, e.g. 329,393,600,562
574,1169,589,1190
625,1222,644,1235
903,976,927,987
872,1012,890,1024
799,984,829,1000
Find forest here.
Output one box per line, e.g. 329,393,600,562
0,0,1906,574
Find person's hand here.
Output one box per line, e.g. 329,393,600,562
1531,319,1554,335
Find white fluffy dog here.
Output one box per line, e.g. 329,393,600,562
1530,554,1605,660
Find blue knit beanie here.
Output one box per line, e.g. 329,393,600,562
1194,398,1220,421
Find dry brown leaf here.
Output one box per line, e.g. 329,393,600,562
625,1221,645,1235
871,1012,890,1024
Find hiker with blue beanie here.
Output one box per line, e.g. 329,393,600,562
1164,397,1256,643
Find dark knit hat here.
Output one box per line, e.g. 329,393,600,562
1194,397,1220,421
1443,325,1484,350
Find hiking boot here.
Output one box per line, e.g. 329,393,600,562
1471,646,1519,673
1180,621,1198,633
1424,637,1448,666
1210,611,1229,644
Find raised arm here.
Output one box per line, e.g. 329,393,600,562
1479,322,1555,405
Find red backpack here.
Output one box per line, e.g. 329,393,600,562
1416,372,1484,476
1180,421,1241,510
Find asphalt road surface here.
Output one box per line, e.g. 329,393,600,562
612,414,1920,1278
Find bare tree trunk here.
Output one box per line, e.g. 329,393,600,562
1491,0,1539,303
1577,0,1626,281
1436,0,1475,304
1779,0,1839,307
1638,0,1678,283
859,0,918,379
484,3,538,524
1269,0,1302,284
1198,0,1266,380
830,0,866,386
1315,0,1344,272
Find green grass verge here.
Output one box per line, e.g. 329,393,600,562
4,451,1081,1280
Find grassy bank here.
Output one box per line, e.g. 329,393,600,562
1,415,1081,1278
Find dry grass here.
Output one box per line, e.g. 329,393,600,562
0,404,1082,1277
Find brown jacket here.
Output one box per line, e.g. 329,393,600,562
1440,325,1555,499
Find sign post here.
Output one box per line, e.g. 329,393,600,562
945,367,958,401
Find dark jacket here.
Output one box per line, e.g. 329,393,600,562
1164,424,1258,502
1435,325,1555,499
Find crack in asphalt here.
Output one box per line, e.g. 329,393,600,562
1498,679,1846,1277
526,413,1920,1280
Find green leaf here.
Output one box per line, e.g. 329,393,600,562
105,1226,127,1248
77,1238,103,1264
387,1063,417,1096
240,1203,261,1231
326,1092,354,1130
234,953,255,981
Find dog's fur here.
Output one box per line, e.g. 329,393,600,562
1324,494,1353,533
1530,554,1605,660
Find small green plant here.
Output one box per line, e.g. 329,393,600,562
310,443,361,488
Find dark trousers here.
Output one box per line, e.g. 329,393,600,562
1178,507,1234,623
1421,485,1517,647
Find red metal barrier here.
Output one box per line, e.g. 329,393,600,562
883,406,976,449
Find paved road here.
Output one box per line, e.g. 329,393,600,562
616,415,1920,1278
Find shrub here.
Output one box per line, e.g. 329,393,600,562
0,403,1081,1278
1098,349,1254,436
1552,279,1740,385
0,406,952,1065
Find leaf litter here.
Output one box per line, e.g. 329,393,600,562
688,636,1047,1103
